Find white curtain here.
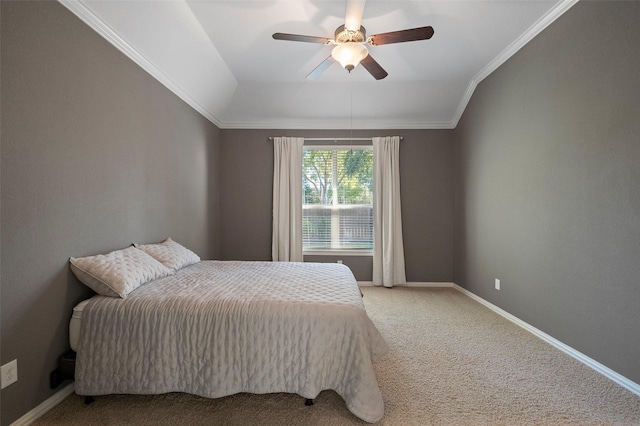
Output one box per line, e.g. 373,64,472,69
372,136,406,287
272,137,304,262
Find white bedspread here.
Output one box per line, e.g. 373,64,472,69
75,261,388,422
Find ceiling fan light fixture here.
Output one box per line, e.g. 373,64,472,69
331,42,369,72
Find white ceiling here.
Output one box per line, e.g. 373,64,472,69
60,0,577,129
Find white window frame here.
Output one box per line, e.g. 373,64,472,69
302,145,373,256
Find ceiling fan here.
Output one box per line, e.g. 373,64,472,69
272,0,434,80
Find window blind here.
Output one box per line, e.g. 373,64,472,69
302,146,373,251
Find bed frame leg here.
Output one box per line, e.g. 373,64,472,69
84,396,95,405
305,398,314,406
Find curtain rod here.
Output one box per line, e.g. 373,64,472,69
268,137,403,141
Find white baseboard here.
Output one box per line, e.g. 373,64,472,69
358,281,455,287
11,383,74,426
451,283,640,398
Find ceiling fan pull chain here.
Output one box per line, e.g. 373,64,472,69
350,74,354,149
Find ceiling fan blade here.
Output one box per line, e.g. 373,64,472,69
306,56,336,80
272,33,332,44
369,26,434,45
360,54,388,80
345,0,367,32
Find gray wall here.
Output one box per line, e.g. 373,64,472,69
0,0,3,416
219,129,454,282
453,1,640,384
0,2,221,424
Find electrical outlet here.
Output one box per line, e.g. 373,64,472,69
1,359,18,389
495,279,501,290
337,260,343,264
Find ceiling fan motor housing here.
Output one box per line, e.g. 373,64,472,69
272,16,433,80
334,24,366,43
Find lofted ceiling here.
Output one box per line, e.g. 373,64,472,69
59,0,577,129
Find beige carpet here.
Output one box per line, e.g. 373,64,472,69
34,287,640,425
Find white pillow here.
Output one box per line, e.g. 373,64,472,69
69,246,173,298
134,238,200,272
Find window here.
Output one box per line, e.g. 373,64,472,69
302,146,373,254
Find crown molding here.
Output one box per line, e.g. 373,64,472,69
58,0,224,128
218,120,456,130
451,0,580,128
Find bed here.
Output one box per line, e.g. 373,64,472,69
69,245,388,423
